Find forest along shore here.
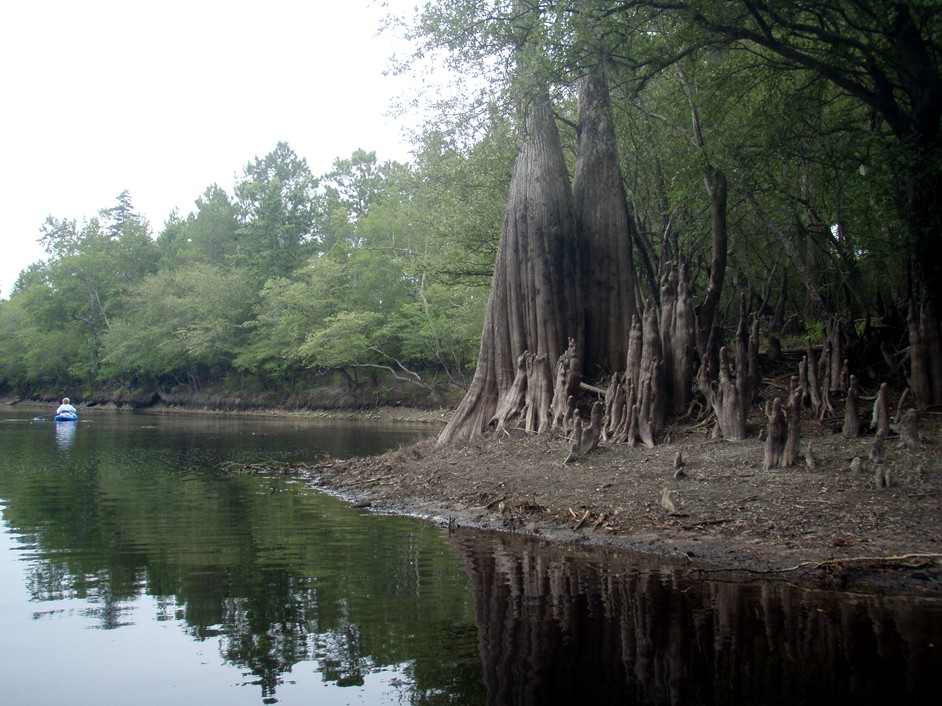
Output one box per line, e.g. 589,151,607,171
266,412,942,596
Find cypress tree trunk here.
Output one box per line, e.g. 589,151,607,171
571,63,638,377
438,93,582,445
671,261,697,412
696,167,728,378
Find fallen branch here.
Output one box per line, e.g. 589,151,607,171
573,509,592,530
579,381,608,396
774,553,942,574
692,553,942,579
681,518,733,529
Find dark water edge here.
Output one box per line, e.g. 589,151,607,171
453,530,942,706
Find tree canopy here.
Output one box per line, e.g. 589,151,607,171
0,1,938,424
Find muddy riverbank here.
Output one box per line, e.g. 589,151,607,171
287,413,942,595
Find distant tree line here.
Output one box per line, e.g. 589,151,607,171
2,1,937,419
0,141,509,407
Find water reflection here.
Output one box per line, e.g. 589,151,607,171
2,411,479,705
454,531,942,706
3,410,941,705
54,419,77,449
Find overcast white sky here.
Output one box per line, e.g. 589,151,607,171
0,0,421,297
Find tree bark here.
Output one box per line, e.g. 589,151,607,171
572,64,638,377
804,339,822,412
898,408,921,450
908,298,942,409
764,397,786,471
565,400,604,462
697,167,728,378
551,337,581,434
602,371,626,441
492,351,528,434
523,353,553,434
783,387,802,467
438,93,581,445
626,314,643,394
641,302,666,438
672,260,697,412
871,382,890,436
711,346,746,441
842,374,860,439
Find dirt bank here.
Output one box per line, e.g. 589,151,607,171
276,412,942,595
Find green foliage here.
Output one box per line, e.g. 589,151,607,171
386,282,486,381
233,142,320,285
298,311,385,369
4,193,162,388
408,126,514,285
0,293,70,389
156,185,240,270
101,265,255,388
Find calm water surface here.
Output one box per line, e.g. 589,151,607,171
1,408,940,705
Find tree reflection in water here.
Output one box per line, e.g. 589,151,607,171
454,530,942,706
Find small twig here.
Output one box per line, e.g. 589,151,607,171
573,509,592,530
681,518,733,529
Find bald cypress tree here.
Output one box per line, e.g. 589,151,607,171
572,63,639,377
438,92,582,445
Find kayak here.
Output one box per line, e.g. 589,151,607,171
55,412,79,422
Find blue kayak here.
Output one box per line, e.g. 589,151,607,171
55,412,79,422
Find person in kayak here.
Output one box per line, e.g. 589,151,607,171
56,397,77,417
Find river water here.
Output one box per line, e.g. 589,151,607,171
0,408,940,705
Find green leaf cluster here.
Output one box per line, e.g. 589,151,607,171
0,141,500,401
